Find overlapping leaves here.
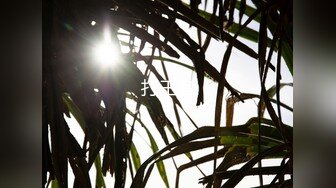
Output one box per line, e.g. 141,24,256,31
43,0,292,187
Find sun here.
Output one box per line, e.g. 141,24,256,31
93,28,120,68
94,42,118,67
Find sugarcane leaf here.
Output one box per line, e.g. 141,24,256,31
142,126,170,188
221,136,252,146
201,165,291,184
259,83,293,117
235,0,261,22
109,14,180,58
51,179,58,188
223,144,287,187
143,163,155,187
267,83,293,99
130,142,142,171
131,125,250,187
237,93,293,112
238,0,246,25
94,155,106,188
282,41,293,75
62,92,106,187
176,147,229,188
62,93,86,129
160,138,221,161
214,8,261,180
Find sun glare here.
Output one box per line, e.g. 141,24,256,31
93,28,120,68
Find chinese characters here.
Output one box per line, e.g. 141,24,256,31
141,79,175,96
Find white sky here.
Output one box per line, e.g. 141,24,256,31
53,1,293,187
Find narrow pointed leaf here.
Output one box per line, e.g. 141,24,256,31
142,126,170,188
130,142,142,171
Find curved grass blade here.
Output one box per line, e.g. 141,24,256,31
158,117,290,162
130,142,141,172
177,147,229,188
222,144,287,187
237,93,293,112
142,126,170,188
130,125,249,188
214,8,261,183
201,165,291,184
126,108,170,188
143,163,155,187
259,83,293,117
159,138,221,161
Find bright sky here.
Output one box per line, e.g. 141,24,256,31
55,1,293,187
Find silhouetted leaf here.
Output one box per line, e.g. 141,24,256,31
62,92,106,187
238,0,246,25
160,138,221,161
176,147,229,188
131,125,249,187
201,165,291,184
109,14,180,58
44,0,293,187
259,83,293,117
223,144,287,187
